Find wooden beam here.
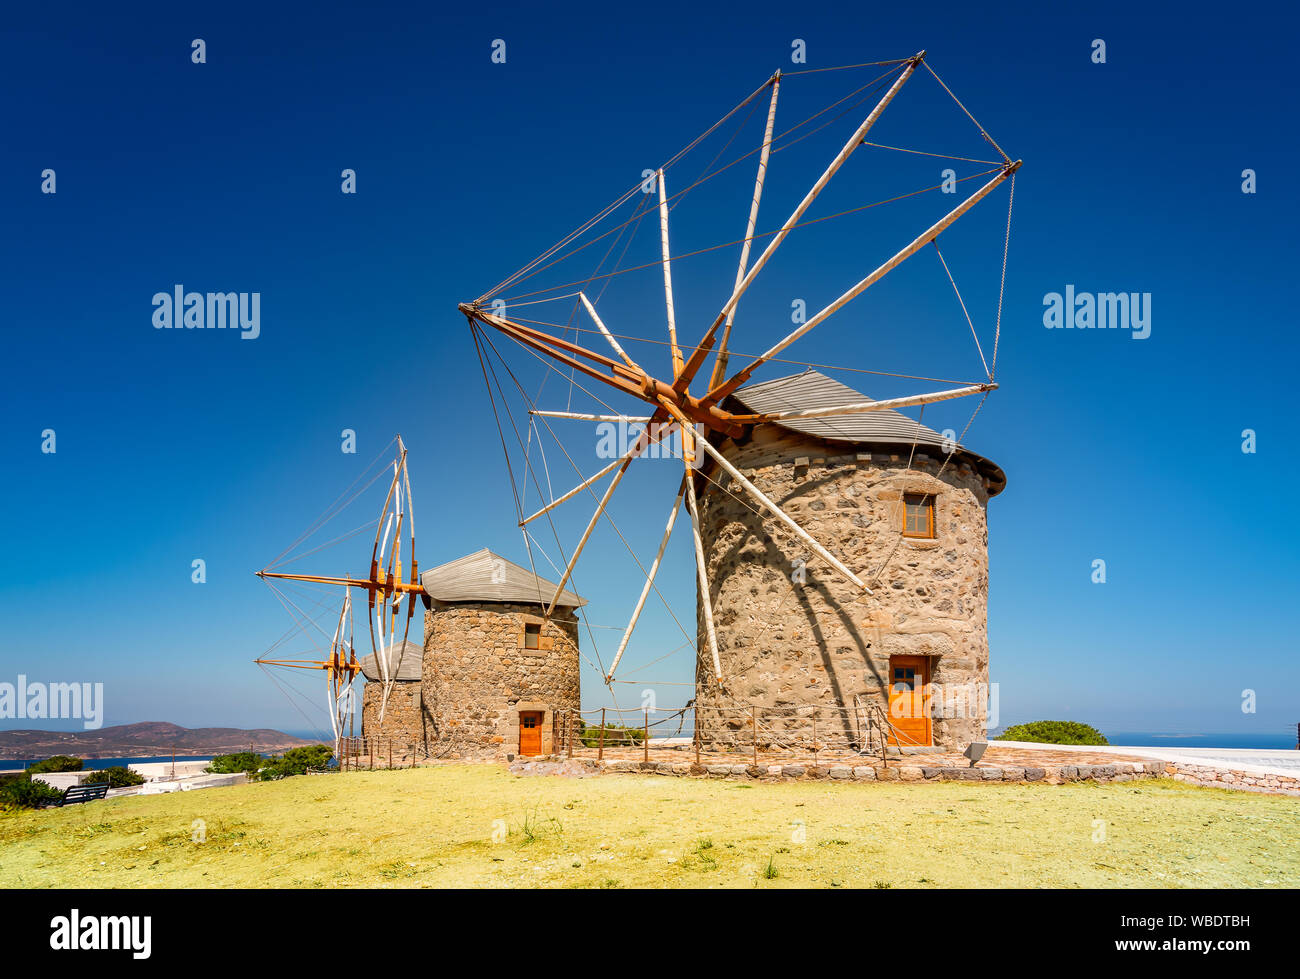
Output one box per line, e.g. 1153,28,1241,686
711,72,781,390
658,401,872,595
685,468,724,684
579,292,642,372
473,310,646,398
469,309,746,438
681,54,923,391
529,410,653,423
605,478,685,681
256,570,423,593
657,169,684,380
519,413,675,526
545,449,638,616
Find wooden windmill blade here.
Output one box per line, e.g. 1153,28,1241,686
460,53,1019,690
253,588,359,755
254,436,420,734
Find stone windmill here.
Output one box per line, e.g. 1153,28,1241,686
460,51,1017,750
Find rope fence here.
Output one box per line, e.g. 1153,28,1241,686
336,736,437,771
550,701,930,767
328,717,1300,772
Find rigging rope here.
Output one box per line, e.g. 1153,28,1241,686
483,65,906,302
931,239,991,381
477,324,697,654
263,437,397,571
480,73,779,302
991,173,1015,381
921,61,1011,164
508,317,986,388
499,166,1000,304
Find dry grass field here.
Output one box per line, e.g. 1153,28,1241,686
2,765,1296,888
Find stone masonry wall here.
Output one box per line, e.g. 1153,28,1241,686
422,601,581,759
361,681,428,744
695,424,994,750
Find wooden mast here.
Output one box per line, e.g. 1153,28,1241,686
656,170,684,380
711,71,781,390
684,465,723,685
605,478,685,682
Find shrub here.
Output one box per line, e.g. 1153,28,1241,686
994,721,1109,746
97,766,145,788
206,752,265,775
27,755,83,775
255,745,334,780
0,775,65,810
579,723,645,749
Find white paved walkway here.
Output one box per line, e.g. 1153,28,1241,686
995,740,1300,778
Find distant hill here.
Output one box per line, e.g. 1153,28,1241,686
0,722,315,760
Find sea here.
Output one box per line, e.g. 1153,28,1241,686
3,732,1292,771
1105,732,1296,750
0,755,218,772
989,731,1296,750
0,730,330,772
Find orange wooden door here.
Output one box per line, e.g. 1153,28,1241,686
519,711,543,756
887,656,931,747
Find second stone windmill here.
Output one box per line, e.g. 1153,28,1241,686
461,51,1016,750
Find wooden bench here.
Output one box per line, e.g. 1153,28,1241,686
39,781,110,808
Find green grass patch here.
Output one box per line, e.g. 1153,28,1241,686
0,765,1296,888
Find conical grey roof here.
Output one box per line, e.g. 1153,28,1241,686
358,639,423,682
420,548,587,608
730,370,1005,494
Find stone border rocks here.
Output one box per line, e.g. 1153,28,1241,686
1164,762,1300,797
512,756,1164,784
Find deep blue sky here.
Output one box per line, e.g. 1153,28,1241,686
2,1,1296,743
